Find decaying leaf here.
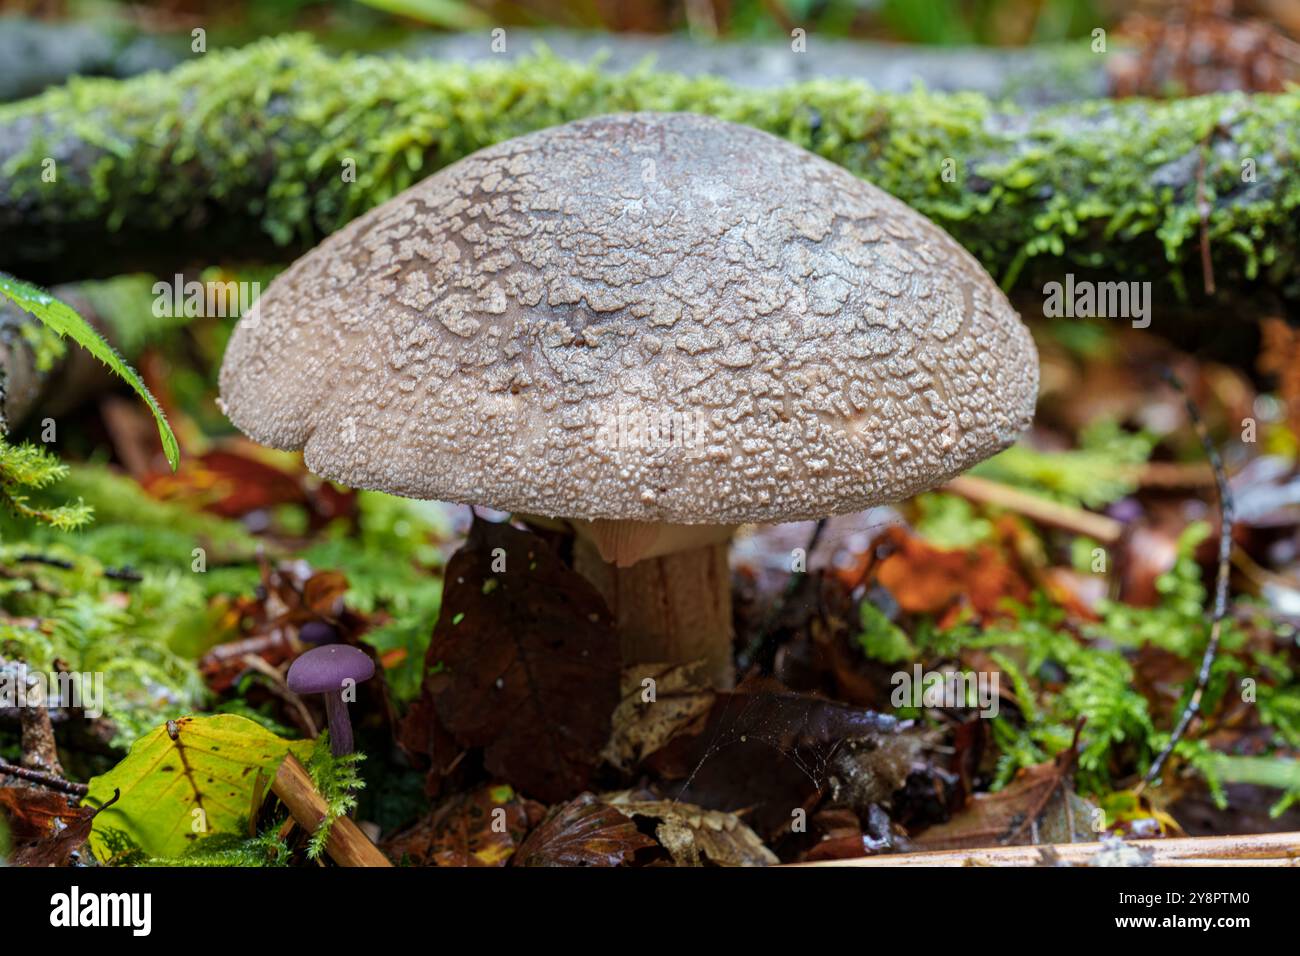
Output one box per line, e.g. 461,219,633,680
647,682,917,838
871,526,1032,622
83,715,313,861
202,560,367,694
383,783,542,866
914,747,1096,851
825,729,932,813
513,792,655,867
0,787,106,866
604,791,779,866
420,518,620,802
602,661,715,772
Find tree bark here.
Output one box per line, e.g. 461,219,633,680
0,16,185,104
573,536,735,687
1,36,1296,300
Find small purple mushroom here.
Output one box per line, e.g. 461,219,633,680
286,644,375,756
298,620,339,645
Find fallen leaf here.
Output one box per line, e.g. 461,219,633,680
602,661,715,773
420,518,620,802
913,747,1096,851
873,527,1031,622
83,715,313,861
604,791,779,866
383,784,542,866
0,788,106,866
646,682,917,838
513,792,655,867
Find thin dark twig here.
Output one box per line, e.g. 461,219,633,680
14,553,74,570
16,553,141,582
103,566,143,582
0,757,89,796
1143,368,1234,787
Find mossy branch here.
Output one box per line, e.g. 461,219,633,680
2,35,1297,298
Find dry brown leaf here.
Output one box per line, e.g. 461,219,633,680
604,791,779,866
383,784,541,866
420,518,621,802
602,661,715,772
913,750,1096,851
512,792,655,867
0,787,102,866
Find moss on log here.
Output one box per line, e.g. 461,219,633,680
1,35,1297,298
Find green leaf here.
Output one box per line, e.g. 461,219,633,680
83,715,313,862
0,273,179,470
355,0,492,30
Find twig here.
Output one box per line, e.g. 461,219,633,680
794,831,1300,867
944,475,1124,543
1142,368,1234,787
0,757,88,796
271,754,390,867
14,553,74,570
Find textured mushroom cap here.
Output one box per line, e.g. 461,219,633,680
286,645,375,695
220,112,1037,525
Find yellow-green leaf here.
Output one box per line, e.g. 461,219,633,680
83,715,313,861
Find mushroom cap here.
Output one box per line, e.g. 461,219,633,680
220,112,1037,525
297,620,338,645
286,644,375,695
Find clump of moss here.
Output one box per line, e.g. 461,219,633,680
3,36,1298,294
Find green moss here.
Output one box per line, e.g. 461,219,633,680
4,36,1298,293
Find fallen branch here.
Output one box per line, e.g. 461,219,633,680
270,753,391,868
2,36,1297,292
795,830,1300,867
0,757,88,797
944,475,1125,543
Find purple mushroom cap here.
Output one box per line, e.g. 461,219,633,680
287,645,375,756
298,620,339,645
286,644,374,695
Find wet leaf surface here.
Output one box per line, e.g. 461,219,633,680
417,519,620,802
513,792,655,867
383,783,543,866
0,787,104,866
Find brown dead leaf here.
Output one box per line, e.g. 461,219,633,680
201,561,370,694
0,787,106,866
870,527,1031,623
143,446,355,528
383,784,542,866
421,518,620,802
512,793,655,867
602,661,715,772
913,746,1095,851
395,693,465,797
646,681,921,839
604,791,779,866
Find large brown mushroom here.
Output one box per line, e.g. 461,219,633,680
219,112,1038,687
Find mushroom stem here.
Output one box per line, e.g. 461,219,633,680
324,691,353,757
573,536,735,687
